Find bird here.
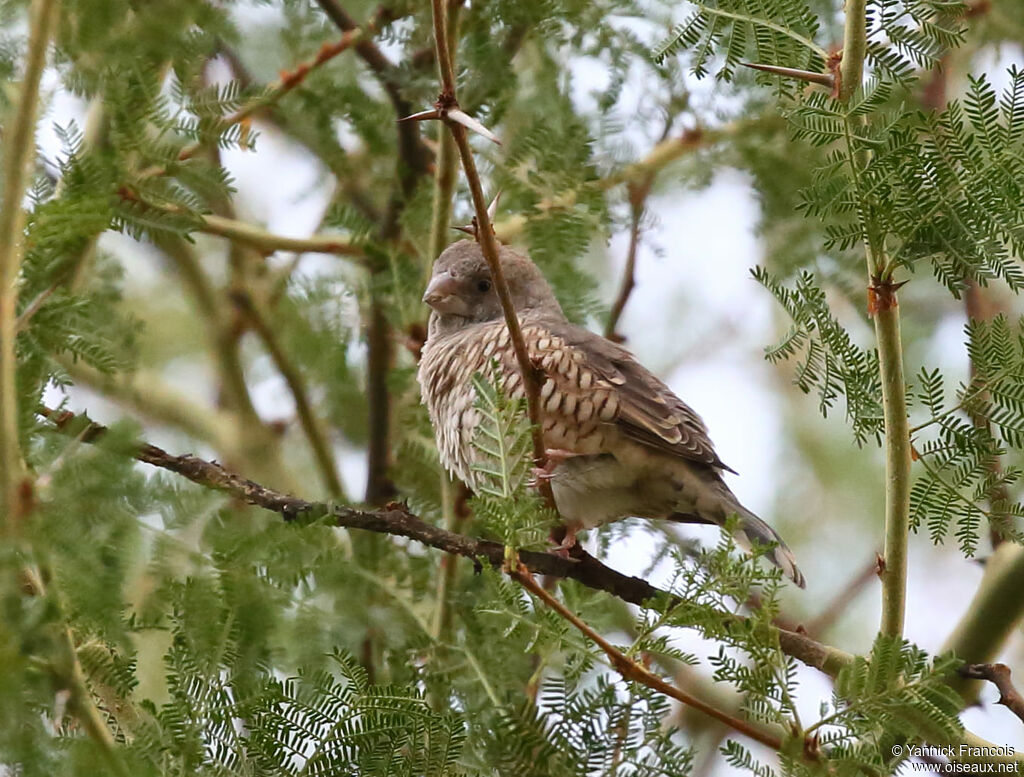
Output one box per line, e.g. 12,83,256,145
417,240,805,588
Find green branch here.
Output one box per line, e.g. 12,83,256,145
0,0,59,523
874,286,912,639
837,0,913,640
197,213,365,260
838,0,867,102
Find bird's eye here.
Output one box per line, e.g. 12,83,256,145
477,279,492,293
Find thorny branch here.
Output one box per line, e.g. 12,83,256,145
428,0,554,504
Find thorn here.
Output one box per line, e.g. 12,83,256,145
398,108,442,123
486,190,502,222
875,553,886,576
742,62,835,89
447,108,502,145
451,225,475,235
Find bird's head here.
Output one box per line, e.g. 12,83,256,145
423,240,563,329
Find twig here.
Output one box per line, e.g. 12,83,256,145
509,563,789,753
37,404,847,677
197,213,366,259
55,624,132,777
137,29,366,181
364,298,395,502
605,180,650,342
428,0,467,641
231,291,347,500
957,663,1024,723
429,0,552,496
14,278,62,333
218,29,364,132
314,0,430,184
0,0,59,522
312,5,430,507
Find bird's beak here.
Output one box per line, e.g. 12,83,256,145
423,271,470,316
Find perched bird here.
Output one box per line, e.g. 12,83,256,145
417,240,805,587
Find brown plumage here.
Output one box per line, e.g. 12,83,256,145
417,240,805,587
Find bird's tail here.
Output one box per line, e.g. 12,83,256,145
731,507,805,588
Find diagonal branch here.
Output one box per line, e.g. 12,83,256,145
137,28,367,181
314,0,430,184
429,0,552,498
196,213,366,260
509,563,789,753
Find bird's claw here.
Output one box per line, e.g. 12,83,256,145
528,448,579,488
548,523,580,558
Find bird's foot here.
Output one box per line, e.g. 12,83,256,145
528,448,579,487
548,523,581,558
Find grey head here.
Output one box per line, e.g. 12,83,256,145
423,241,565,335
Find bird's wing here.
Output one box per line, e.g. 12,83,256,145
526,315,736,473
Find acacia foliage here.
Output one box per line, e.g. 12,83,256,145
1,0,1023,775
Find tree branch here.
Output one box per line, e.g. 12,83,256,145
0,0,59,523
136,28,367,181
492,124,746,243
838,0,912,640
429,0,552,494
837,0,867,103
427,0,466,642
37,405,1024,766
509,562,788,754
196,213,365,260
958,663,1024,723
314,0,430,185
605,180,650,342
872,280,912,639
310,5,430,506
38,404,843,675
20,567,132,777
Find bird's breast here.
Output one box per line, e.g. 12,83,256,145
418,319,620,489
